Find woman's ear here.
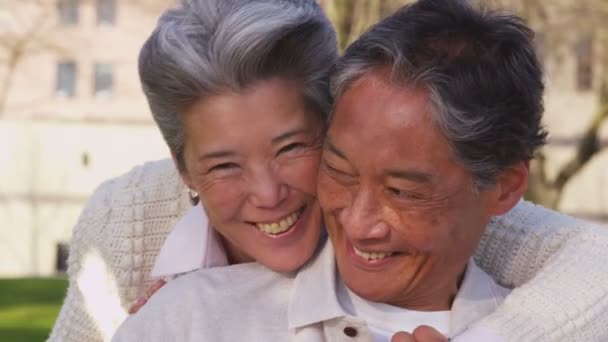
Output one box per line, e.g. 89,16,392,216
488,161,529,216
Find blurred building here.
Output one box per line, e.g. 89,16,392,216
1,0,606,278
0,0,172,277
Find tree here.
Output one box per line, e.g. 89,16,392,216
0,0,59,116
319,0,406,51
0,0,173,117
321,0,608,211
502,0,608,209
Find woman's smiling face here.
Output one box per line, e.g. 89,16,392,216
179,78,324,273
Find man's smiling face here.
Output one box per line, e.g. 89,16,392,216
318,71,499,310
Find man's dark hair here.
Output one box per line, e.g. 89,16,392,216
331,0,547,188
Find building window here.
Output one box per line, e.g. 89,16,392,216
55,243,69,274
94,63,113,98
97,0,116,26
575,36,593,91
58,0,79,25
56,61,76,98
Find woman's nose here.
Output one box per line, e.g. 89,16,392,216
248,166,288,208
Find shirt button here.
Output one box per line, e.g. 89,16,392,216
343,326,358,337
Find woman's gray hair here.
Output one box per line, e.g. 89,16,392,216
139,0,338,170
331,0,547,188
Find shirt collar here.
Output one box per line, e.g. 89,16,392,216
450,259,510,335
288,242,510,335
150,203,229,278
288,240,347,329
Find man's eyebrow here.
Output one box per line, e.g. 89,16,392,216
323,137,347,159
272,128,309,145
386,168,433,183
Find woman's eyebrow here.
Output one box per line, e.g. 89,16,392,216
198,150,236,162
272,128,309,145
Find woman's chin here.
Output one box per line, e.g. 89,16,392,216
261,248,315,273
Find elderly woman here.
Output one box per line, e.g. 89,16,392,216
51,0,608,341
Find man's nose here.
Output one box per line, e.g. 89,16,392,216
338,187,390,240
248,166,288,208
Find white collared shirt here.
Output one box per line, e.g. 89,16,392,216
334,260,509,341
115,239,509,342
143,207,507,342
338,281,450,340
289,242,510,340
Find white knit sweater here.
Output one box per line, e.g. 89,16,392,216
48,159,608,342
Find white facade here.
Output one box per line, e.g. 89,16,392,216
1,0,172,276
0,0,606,277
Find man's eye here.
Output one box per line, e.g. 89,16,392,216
321,159,353,179
325,163,346,175
387,187,424,200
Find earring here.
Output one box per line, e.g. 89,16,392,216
188,188,199,206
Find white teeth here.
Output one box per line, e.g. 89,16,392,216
255,210,301,235
353,247,393,261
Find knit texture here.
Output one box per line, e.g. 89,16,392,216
48,158,608,341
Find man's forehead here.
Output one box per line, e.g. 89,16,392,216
332,73,433,130
347,68,405,95
327,71,459,171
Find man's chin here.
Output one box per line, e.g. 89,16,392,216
343,275,394,303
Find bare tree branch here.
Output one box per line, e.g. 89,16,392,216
554,85,608,190
319,0,607,210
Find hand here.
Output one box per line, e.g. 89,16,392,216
391,325,448,342
127,279,166,314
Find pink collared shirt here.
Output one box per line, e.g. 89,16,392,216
150,203,228,278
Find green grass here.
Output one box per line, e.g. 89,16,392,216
0,278,68,342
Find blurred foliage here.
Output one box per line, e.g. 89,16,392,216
320,0,608,210
0,277,68,342
504,0,608,209
319,0,409,51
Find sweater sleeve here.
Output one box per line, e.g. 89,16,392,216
471,200,608,341
47,159,189,342
47,177,128,342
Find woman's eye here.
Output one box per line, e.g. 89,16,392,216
208,163,239,174
277,142,305,155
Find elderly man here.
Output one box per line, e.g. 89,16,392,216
315,0,544,339
113,1,606,341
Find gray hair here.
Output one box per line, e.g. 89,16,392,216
331,0,547,188
139,0,338,170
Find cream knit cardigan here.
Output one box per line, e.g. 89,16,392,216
48,159,608,342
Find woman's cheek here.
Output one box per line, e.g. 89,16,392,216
298,154,323,189
276,154,320,195
200,179,245,212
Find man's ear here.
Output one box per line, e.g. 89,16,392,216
488,161,529,216
171,150,194,190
